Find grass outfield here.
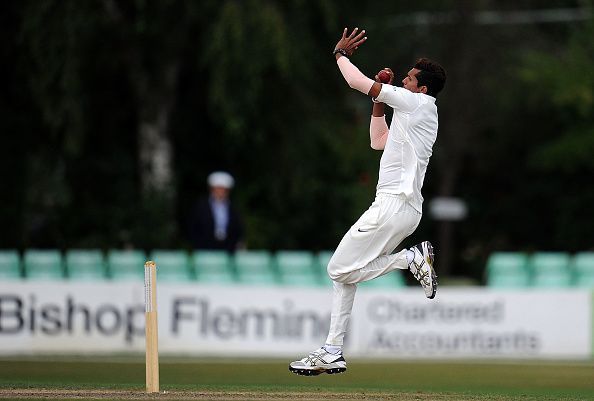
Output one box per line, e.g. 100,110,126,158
0,358,593,400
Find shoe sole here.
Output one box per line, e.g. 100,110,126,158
423,241,437,299
288,366,346,376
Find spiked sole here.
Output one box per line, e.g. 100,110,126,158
424,241,437,299
289,366,347,376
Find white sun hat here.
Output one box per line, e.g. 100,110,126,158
207,171,235,189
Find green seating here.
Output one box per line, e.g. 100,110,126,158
149,250,192,281
315,251,334,286
193,251,236,284
0,250,22,279
360,271,406,288
276,251,321,287
530,252,572,288
107,250,146,280
234,250,278,285
486,252,530,288
65,249,107,280
572,252,594,288
23,249,64,280
16,248,594,288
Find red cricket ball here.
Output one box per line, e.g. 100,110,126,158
378,70,391,84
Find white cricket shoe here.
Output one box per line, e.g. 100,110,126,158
289,347,347,376
409,241,437,299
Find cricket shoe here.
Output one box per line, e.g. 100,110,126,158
289,347,347,376
409,241,437,299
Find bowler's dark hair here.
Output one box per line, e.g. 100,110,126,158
414,58,446,97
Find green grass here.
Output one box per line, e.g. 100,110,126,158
1,358,593,400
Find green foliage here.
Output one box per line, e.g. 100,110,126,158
519,16,594,171
2,1,594,278
529,127,594,172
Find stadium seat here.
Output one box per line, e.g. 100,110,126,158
65,249,107,280
360,271,406,288
149,250,193,281
275,251,322,287
572,252,594,288
234,250,278,285
485,252,530,288
529,252,572,288
0,250,22,279
193,251,236,284
107,249,147,280
315,251,334,286
23,249,65,280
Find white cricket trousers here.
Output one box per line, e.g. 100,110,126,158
325,193,422,346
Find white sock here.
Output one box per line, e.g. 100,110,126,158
406,249,415,266
324,344,342,354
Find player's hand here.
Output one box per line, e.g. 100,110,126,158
334,27,367,57
374,68,394,84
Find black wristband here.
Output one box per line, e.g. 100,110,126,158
333,48,348,57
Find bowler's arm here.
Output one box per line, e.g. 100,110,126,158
333,27,388,149
368,68,395,150
370,102,388,150
334,54,382,99
332,27,382,99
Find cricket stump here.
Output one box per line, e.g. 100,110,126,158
144,261,159,393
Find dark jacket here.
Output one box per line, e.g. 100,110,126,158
189,197,244,252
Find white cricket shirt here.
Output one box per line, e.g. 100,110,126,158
374,84,439,212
